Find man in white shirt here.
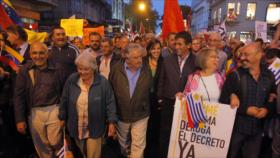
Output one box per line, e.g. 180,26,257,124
96,38,121,79
6,25,31,64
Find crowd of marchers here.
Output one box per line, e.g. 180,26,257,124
0,24,280,158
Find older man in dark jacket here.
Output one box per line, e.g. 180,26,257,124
14,42,66,158
109,43,152,158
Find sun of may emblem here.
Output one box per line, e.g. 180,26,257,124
274,62,280,69
193,93,200,101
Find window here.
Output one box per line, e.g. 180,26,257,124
227,3,237,21
218,8,222,23
266,3,280,24
246,3,256,20
236,2,241,15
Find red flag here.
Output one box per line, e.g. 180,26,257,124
0,4,14,29
162,0,185,40
139,21,145,35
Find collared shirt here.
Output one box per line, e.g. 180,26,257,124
19,42,29,57
76,78,90,140
246,69,270,108
241,68,274,134
178,53,189,73
99,54,113,79
31,63,61,107
124,62,142,97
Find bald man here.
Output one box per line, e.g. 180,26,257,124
220,43,276,158
14,42,66,158
208,32,227,73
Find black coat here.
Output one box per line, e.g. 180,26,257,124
157,52,196,100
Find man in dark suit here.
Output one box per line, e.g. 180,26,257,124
96,37,121,79
6,25,31,64
157,31,196,158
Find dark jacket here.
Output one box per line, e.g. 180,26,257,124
219,66,276,135
96,53,121,73
109,61,153,122
144,56,163,110
48,43,80,78
0,52,16,108
13,61,66,123
59,72,118,138
157,52,196,100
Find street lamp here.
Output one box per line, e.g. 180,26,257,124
138,2,146,12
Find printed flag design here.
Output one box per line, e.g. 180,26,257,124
185,93,208,128
268,57,280,85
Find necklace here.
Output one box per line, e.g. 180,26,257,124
200,76,211,102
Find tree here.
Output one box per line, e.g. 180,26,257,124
124,0,159,33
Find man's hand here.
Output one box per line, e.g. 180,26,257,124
255,108,268,119
16,121,27,134
246,106,259,117
230,93,240,109
108,123,116,138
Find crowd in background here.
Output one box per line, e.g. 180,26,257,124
0,23,280,158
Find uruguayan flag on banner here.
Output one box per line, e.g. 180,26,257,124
185,93,208,128
268,57,280,85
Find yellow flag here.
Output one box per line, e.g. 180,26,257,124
60,19,84,37
25,29,48,44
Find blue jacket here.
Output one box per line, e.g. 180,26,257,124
59,72,118,138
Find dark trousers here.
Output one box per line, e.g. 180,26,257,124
159,99,175,158
272,118,280,158
145,108,161,158
227,130,263,158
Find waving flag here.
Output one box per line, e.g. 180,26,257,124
185,93,208,128
0,0,22,25
268,57,280,85
218,20,227,41
162,0,185,40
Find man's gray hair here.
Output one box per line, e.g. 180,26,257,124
124,43,146,57
75,52,97,70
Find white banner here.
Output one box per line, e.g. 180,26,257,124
168,99,237,158
255,21,267,42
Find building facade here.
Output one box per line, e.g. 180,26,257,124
10,0,58,30
209,0,280,42
40,0,112,30
111,0,124,23
191,0,210,35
